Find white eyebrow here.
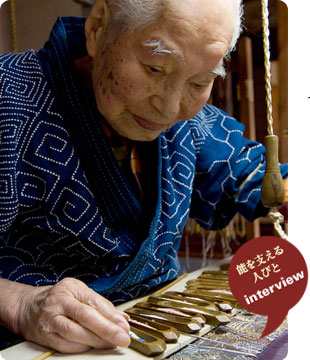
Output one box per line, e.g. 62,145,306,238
142,39,226,78
209,63,226,78
142,39,178,56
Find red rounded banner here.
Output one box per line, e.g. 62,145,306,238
229,236,308,337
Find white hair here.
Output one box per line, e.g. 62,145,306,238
142,39,177,56
104,0,163,47
226,0,244,58
104,0,244,57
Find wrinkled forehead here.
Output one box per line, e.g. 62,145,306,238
162,0,237,20
161,0,235,47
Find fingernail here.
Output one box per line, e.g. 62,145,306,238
119,311,130,320
118,318,130,332
113,331,130,347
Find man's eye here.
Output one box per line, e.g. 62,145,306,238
191,83,207,89
146,65,162,73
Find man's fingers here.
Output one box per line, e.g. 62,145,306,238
74,284,129,326
45,332,92,354
51,315,117,349
63,279,130,333
119,311,130,321
62,298,130,347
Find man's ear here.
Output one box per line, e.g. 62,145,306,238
85,0,110,58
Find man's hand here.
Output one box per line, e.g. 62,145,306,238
16,278,130,353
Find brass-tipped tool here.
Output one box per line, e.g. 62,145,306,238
134,301,206,325
129,326,166,356
261,135,285,207
126,307,202,333
127,313,179,343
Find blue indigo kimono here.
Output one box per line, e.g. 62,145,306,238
0,17,288,304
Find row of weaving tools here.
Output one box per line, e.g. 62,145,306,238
124,269,245,357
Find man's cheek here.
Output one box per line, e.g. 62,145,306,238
181,96,206,120
112,75,146,102
185,88,213,119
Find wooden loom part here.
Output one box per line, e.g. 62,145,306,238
162,291,233,312
129,324,167,356
128,314,180,343
133,300,207,325
148,294,217,312
260,0,286,210
125,270,241,357
126,307,202,333
146,298,232,327
148,292,219,311
183,290,241,310
261,135,285,208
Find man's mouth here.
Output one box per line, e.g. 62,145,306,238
133,114,167,131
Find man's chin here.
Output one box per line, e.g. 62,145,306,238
103,117,164,141
124,131,162,142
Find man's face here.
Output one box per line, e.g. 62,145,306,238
91,0,235,141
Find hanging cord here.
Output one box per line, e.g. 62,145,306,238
268,208,288,240
9,0,18,52
261,0,288,240
261,0,273,136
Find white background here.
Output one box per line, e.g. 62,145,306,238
286,0,310,359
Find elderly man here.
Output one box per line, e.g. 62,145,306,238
0,0,287,354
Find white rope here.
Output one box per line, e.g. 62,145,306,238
206,231,216,259
261,0,273,136
268,208,288,240
185,234,191,272
201,228,207,267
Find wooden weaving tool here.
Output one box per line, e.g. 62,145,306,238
121,267,241,357
162,291,233,312
128,316,180,343
132,300,208,325
148,292,220,311
128,326,167,356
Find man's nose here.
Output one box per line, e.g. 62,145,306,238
150,82,184,120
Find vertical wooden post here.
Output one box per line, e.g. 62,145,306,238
0,1,13,53
237,36,260,239
237,36,256,141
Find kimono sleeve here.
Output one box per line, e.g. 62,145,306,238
0,55,20,236
188,104,288,230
